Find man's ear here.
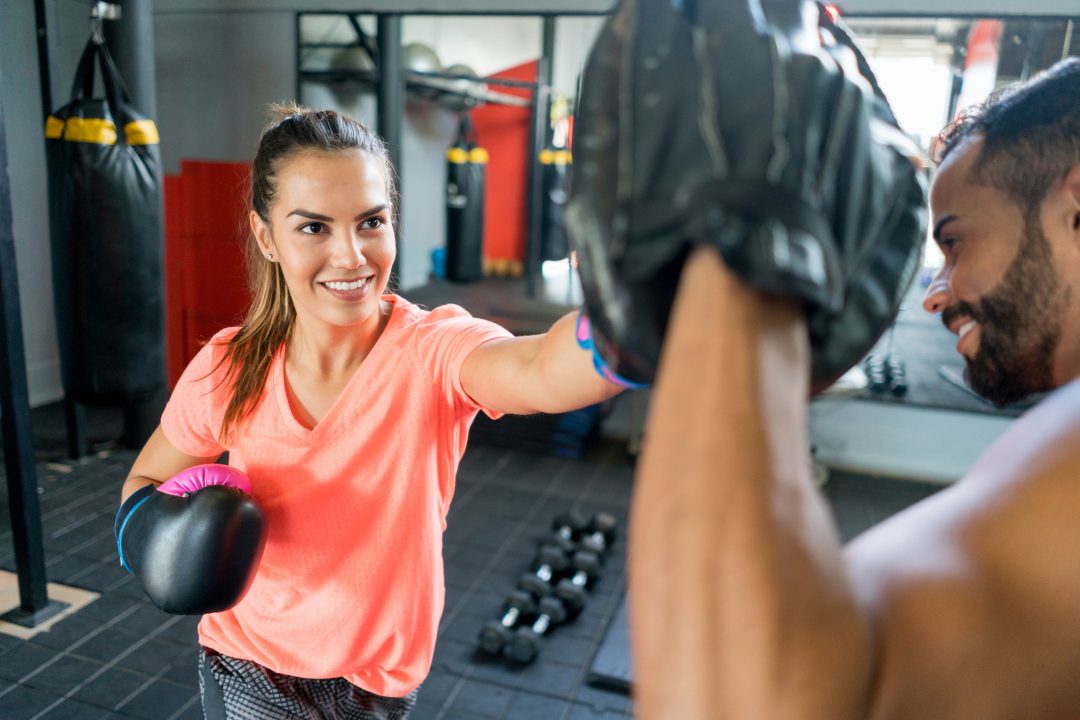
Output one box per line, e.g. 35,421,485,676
1065,162,1080,223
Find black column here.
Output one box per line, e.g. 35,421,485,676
377,14,404,286
526,17,556,298
0,53,68,628
104,0,165,448
35,0,89,459
1020,22,1048,80
103,0,158,118
34,0,55,117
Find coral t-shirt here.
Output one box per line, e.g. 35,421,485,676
160,295,511,697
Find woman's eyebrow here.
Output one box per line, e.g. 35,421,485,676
285,204,387,222
355,204,388,220
287,209,332,221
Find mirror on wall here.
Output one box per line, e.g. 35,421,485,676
838,14,1077,268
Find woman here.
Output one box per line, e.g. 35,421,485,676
117,104,622,719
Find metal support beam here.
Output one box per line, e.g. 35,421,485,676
1020,22,1048,80
377,14,404,286
34,0,54,117
36,0,91,460
63,399,88,460
0,56,68,628
161,0,616,14
348,14,380,67
525,17,556,298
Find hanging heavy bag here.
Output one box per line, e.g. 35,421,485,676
539,147,571,262
45,37,164,405
445,116,487,283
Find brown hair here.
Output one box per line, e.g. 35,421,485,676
215,103,396,444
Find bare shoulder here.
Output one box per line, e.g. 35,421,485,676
845,380,1080,719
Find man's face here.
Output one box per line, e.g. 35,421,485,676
923,138,1070,406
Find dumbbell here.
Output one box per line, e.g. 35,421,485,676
555,549,602,619
886,354,908,396
519,544,569,598
579,512,617,557
545,533,575,556
477,590,536,656
863,355,889,393
547,510,587,555
508,594,568,664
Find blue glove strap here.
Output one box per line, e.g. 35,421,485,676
575,312,650,390
114,484,156,573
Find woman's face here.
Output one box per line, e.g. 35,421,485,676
251,148,395,335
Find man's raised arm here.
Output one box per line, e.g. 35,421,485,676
630,247,873,720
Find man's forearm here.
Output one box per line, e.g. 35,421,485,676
629,248,873,720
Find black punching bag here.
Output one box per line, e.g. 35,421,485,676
539,147,571,261
445,116,487,283
45,37,164,405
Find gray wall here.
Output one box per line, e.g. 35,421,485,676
0,0,91,408
155,11,296,175
0,2,55,408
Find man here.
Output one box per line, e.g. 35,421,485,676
629,46,1080,720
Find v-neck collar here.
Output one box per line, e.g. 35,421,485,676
273,296,400,442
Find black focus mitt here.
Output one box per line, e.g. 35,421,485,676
567,0,928,388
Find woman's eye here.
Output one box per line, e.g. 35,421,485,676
361,216,385,230
300,222,325,235
939,237,957,252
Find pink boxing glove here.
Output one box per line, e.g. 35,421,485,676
115,463,265,614
157,463,253,497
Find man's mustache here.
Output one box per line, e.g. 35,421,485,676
941,302,981,333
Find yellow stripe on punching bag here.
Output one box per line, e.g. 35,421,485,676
61,117,118,145
447,147,469,164
44,116,65,139
468,147,489,164
125,120,160,146
540,149,571,165
45,117,159,146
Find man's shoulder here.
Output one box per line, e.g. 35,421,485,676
1000,379,1080,460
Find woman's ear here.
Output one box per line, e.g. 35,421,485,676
250,210,273,256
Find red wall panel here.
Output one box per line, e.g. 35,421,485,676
470,60,537,273
164,160,251,387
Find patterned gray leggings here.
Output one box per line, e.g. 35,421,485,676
198,648,420,720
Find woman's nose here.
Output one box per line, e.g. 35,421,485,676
332,234,365,269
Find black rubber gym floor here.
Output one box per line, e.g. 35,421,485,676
0,400,637,720
0,394,944,720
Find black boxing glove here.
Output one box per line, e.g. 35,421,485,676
567,0,928,388
115,464,266,615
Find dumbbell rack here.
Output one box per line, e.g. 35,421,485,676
474,509,618,667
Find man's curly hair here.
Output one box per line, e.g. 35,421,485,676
930,57,1080,219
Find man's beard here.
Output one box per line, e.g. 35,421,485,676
941,220,1069,407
